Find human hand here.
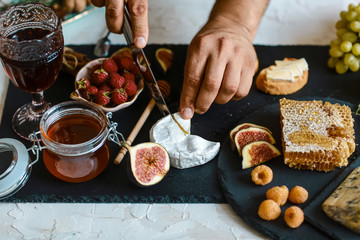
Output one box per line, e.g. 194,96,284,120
91,0,148,49
179,20,258,119
62,0,89,13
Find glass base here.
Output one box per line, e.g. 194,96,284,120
12,102,50,140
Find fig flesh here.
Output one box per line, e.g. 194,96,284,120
242,141,281,169
230,123,272,146
155,48,173,74
234,127,275,156
126,142,170,187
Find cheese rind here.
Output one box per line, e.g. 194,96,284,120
322,167,360,234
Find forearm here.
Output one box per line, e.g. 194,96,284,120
208,0,269,40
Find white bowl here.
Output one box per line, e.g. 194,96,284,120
71,58,144,112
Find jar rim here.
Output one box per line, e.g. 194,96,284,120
39,101,108,156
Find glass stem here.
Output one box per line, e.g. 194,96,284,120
30,91,49,116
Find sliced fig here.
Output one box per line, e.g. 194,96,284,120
234,127,275,156
242,141,281,169
230,123,272,145
126,142,170,187
155,48,173,74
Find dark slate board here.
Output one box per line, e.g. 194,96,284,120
0,44,226,203
217,98,360,240
304,159,360,240
1,44,360,239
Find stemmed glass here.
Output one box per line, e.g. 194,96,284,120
0,3,64,140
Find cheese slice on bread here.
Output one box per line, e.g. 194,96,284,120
256,58,308,95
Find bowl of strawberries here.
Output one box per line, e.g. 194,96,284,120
71,50,144,112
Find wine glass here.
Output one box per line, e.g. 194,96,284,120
0,3,64,140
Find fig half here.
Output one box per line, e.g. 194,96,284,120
125,142,170,187
234,127,275,156
242,141,281,169
155,48,173,74
230,123,272,147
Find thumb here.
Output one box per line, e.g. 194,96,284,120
127,0,148,49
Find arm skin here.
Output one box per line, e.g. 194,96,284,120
91,0,148,49
179,0,270,119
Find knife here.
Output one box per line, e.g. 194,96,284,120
122,4,171,116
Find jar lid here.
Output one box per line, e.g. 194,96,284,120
0,138,31,200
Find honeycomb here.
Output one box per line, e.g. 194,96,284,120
279,98,355,171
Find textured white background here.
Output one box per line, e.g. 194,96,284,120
0,0,356,239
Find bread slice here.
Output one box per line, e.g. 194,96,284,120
279,98,355,171
256,58,308,95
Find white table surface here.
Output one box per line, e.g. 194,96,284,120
0,0,353,239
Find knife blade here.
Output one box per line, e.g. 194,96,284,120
122,5,170,116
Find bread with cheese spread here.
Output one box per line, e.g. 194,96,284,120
256,58,308,95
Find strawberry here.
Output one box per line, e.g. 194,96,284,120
124,80,137,97
111,88,128,105
92,64,102,72
116,56,134,72
109,72,125,89
94,90,111,106
123,72,135,82
92,68,109,85
81,85,98,101
75,77,90,90
102,58,118,73
131,63,143,81
87,85,98,95
99,82,113,92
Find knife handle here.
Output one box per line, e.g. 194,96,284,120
114,98,156,164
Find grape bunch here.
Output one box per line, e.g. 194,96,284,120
328,3,360,74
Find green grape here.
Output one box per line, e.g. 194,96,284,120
330,38,341,48
356,5,360,13
340,10,348,20
327,57,338,69
335,61,349,74
349,3,356,11
336,28,348,38
344,53,357,66
352,43,360,55
329,46,344,58
349,58,360,71
341,31,358,43
346,10,358,21
340,41,353,52
336,20,348,29
350,20,360,32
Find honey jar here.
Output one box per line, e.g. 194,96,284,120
39,101,110,183
0,101,124,199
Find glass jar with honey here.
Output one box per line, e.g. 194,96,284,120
39,101,111,183
0,101,123,199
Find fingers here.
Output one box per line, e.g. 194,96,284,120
232,64,254,101
75,0,87,12
63,0,75,12
103,0,124,34
195,54,226,113
214,61,241,104
179,42,208,119
91,0,105,7
64,0,88,12
128,0,148,48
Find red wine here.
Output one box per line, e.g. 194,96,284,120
0,28,64,93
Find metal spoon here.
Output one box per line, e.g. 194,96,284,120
93,31,111,57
